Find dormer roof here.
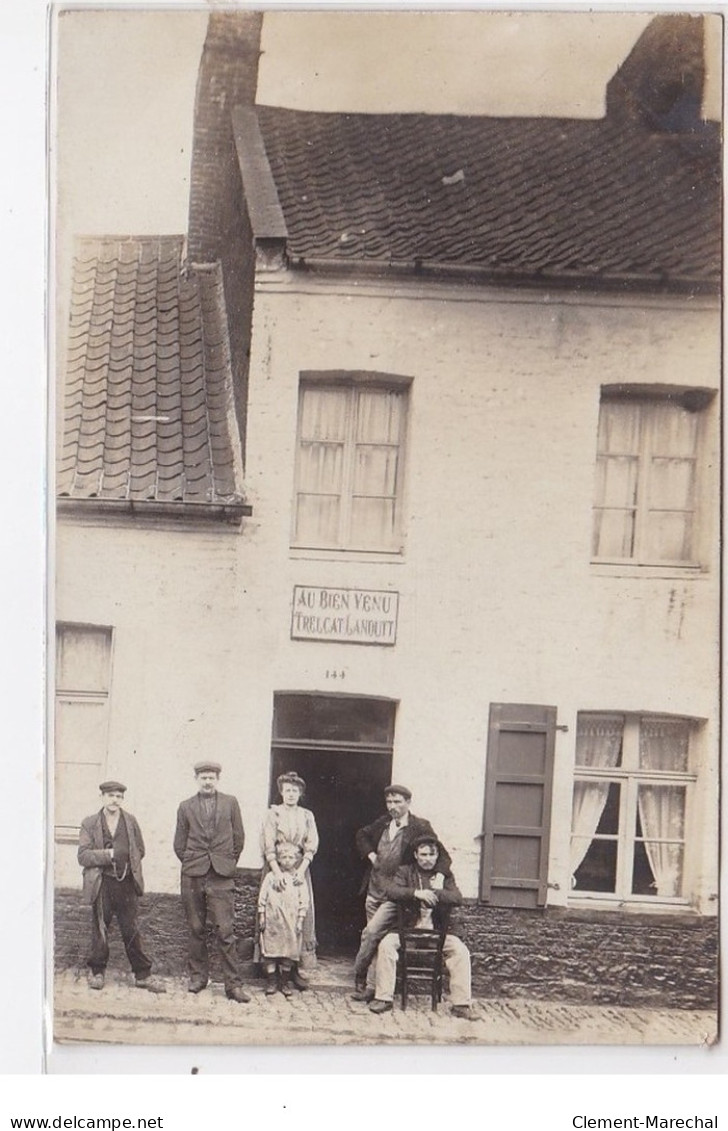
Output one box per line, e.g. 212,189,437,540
57,236,247,521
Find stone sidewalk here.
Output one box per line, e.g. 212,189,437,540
53,962,718,1048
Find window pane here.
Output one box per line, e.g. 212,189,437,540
56,626,111,691
593,446,638,557
299,387,348,440
650,401,698,458
274,694,396,746
648,457,695,510
350,497,396,548
295,494,341,545
646,404,698,562
56,699,109,764
575,713,623,768
593,508,636,558
637,784,686,839
636,785,686,898
570,780,620,890
572,836,618,892
633,842,684,897
596,454,639,508
356,390,402,444
639,717,690,772
354,445,398,497
644,510,693,562
298,442,344,493
598,400,641,454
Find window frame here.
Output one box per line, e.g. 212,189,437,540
570,712,698,908
291,371,411,555
54,622,114,842
591,384,716,571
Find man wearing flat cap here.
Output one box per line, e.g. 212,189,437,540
173,762,250,1003
78,781,165,993
352,784,451,1000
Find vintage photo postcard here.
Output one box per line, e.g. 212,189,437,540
51,5,721,1049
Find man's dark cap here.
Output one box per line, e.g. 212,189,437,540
411,833,439,852
194,761,222,774
99,780,126,794
384,783,412,801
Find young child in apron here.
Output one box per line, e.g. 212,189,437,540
257,842,310,996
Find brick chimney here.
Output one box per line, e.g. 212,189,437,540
188,10,263,261
606,14,706,131
187,10,264,454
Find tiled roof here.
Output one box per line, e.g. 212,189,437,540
250,107,720,289
58,237,246,513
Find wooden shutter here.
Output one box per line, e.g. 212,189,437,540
480,703,557,908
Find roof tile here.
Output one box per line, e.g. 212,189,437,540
252,107,720,288
58,237,245,510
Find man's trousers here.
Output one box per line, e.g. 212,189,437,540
374,930,472,1006
88,874,152,978
181,870,242,989
353,895,398,988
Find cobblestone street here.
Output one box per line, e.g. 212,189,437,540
53,963,718,1048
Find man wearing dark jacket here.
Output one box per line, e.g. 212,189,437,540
352,785,451,1000
369,833,474,1019
173,761,250,1002
78,780,165,993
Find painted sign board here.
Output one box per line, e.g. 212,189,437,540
291,585,399,645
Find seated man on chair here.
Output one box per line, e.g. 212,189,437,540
369,833,475,1020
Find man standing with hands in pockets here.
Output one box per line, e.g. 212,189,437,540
174,761,250,1003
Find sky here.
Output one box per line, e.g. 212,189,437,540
54,8,722,243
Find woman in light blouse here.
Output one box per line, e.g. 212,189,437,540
259,771,319,987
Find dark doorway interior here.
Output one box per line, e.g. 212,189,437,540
270,693,396,953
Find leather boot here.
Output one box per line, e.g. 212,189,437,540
291,966,310,992
279,968,294,998
264,970,278,995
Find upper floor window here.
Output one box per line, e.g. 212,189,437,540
292,375,409,553
570,712,697,903
592,388,713,567
55,623,113,840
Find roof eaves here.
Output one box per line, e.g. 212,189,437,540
57,497,252,525
289,255,720,296
232,104,288,269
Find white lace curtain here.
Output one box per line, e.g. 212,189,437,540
570,714,623,882
637,718,688,897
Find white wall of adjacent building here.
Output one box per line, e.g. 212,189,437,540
55,277,720,916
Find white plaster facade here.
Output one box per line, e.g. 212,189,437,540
55,272,720,924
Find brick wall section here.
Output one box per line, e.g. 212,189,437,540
186,10,263,455
55,883,717,1010
451,905,718,1010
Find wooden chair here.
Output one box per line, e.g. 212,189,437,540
396,906,450,1011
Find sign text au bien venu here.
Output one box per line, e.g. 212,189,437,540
291,585,399,646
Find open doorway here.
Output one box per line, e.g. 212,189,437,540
270,693,396,952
